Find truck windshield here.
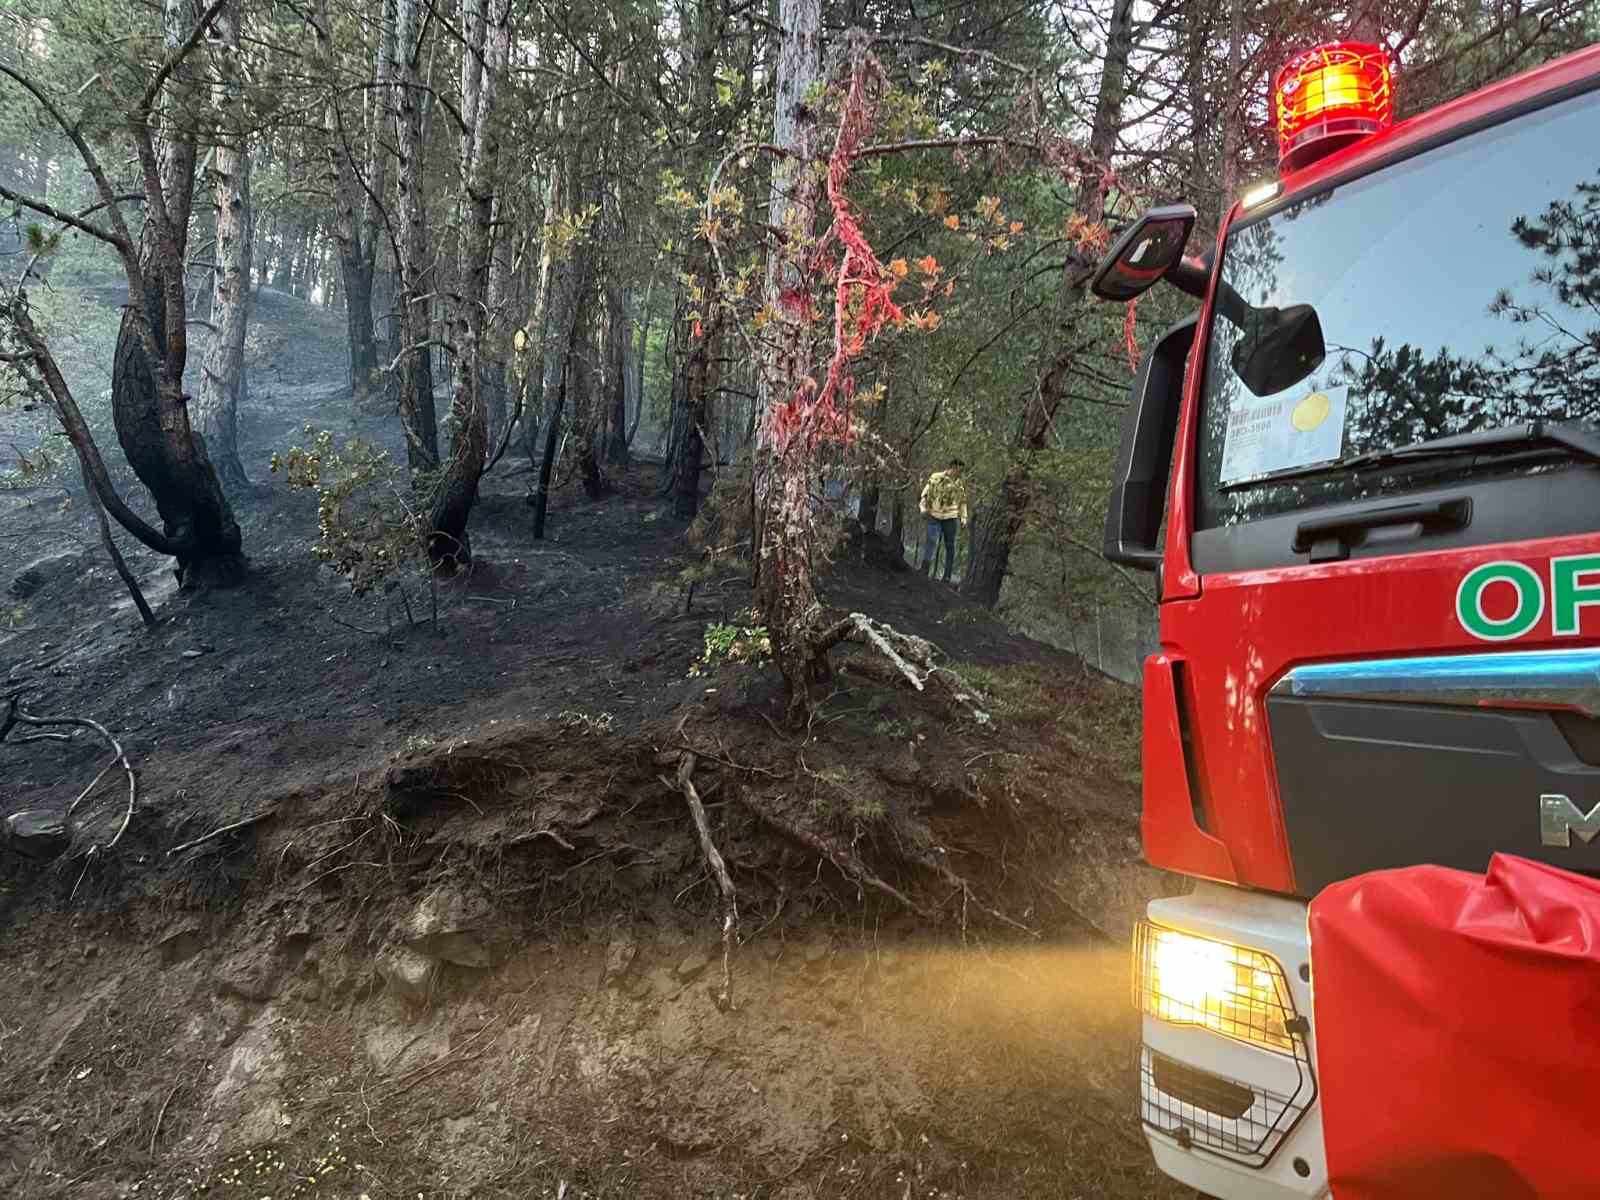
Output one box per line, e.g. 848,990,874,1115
1196,86,1600,529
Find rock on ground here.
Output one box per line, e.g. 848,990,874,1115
5,809,70,859
403,884,492,968
377,944,440,1004
9,552,78,600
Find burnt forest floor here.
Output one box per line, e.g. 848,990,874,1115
0,287,1186,1199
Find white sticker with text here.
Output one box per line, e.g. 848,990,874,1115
1220,385,1348,486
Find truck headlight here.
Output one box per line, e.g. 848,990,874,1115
1134,922,1298,1053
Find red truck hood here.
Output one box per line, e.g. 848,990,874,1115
1309,853,1600,1199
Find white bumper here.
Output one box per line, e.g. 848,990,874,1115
1140,883,1330,1200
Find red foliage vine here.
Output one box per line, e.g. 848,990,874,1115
1123,298,1141,372
767,51,904,459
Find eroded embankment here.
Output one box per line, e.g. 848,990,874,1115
0,659,1184,1200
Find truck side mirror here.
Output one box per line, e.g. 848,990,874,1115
1230,302,1326,397
1104,314,1199,570
1089,204,1198,302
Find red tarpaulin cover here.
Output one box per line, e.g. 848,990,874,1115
1309,853,1600,1200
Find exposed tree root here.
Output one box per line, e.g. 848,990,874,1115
918,851,1039,939
736,789,934,920
1,695,137,856
167,807,278,858
663,753,737,1010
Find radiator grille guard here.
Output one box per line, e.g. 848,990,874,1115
1138,1043,1316,1167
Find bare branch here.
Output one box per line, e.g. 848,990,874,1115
0,186,138,254
870,32,1033,76
141,0,231,113
0,63,142,280
853,134,1032,159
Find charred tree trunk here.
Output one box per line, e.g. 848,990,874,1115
672,310,712,519
483,196,513,447
531,363,565,540
627,276,654,448
110,0,245,588
521,121,567,467
604,283,628,465
858,481,879,536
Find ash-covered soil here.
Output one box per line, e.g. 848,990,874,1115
0,287,1184,1198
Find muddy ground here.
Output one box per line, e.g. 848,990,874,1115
0,288,1184,1198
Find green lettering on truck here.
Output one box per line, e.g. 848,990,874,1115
1457,561,1544,641
1552,554,1600,636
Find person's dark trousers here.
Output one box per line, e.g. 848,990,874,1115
921,516,959,581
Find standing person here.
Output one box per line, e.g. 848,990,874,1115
918,458,968,582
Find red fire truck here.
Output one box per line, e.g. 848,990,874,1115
1092,40,1600,1200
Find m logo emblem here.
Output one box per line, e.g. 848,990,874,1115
1541,794,1600,847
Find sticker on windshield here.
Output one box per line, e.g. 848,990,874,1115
1219,385,1348,486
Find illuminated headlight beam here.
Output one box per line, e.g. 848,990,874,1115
1135,923,1299,1054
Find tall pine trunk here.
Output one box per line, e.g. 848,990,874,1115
429,0,510,568
961,0,1133,609
195,0,251,496
751,0,823,718
520,117,565,467
391,0,439,471
604,282,628,465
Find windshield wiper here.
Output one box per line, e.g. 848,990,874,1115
1224,419,1600,490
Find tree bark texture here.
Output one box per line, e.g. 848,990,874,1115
625,272,655,449
429,0,510,569
483,196,513,445
521,101,568,467
671,308,714,520
195,0,251,496
391,0,440,471
664,1,726,519
530,273,591,539
751,0,823,718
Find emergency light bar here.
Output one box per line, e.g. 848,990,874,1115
1274,42,1393,172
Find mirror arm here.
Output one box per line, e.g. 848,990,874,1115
1211,278,1250,326
1164,252,1214,300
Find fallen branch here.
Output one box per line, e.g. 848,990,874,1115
148,1074,187,1157
82,458,157,628
167,807,278,857
662,753,737,1011
838,613,992,724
